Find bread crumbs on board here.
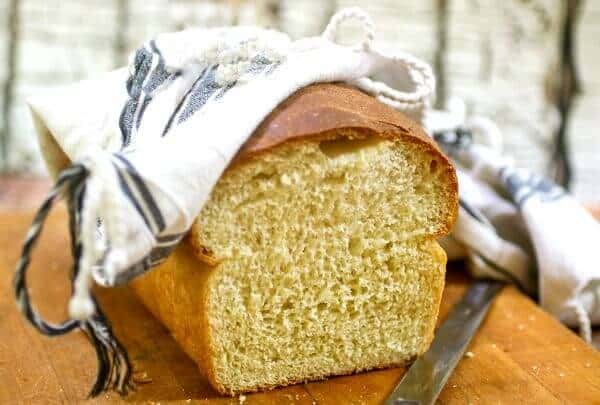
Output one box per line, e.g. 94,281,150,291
464,351,475,358
238,394,247,404
133,371,153,384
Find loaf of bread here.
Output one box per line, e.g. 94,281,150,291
130,83,458,395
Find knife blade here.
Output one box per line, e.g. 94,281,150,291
384,280,504,405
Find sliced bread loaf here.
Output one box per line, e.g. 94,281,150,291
131,83,458,395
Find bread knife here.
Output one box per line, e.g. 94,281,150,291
384,280,504,405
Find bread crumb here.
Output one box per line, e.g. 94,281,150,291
464,351,474,358
491,343,497,349
585,362,592,368
452,384,457,388
559,372,565,378
517,324,525,331
239,394,247,404
280,173,292,185
133,371,153,384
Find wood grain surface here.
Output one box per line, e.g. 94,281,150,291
1,182,599,404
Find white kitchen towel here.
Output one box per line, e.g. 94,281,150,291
427,107,600,344
15,9,435,396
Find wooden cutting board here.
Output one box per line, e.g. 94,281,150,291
1,207,599,404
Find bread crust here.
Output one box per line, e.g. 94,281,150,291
233,83,443,164
421,242,447,353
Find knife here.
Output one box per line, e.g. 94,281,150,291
384,280,504,405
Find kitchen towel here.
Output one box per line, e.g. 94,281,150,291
426,107,600,344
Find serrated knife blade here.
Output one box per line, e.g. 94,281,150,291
384,280,504,405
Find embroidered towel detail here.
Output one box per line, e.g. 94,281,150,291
18,8,435,397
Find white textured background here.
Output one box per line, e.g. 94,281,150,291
0,0,598,201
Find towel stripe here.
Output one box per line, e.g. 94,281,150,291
113,163,155,233
113,154,166,233
120,40,179,147
161,67,209,136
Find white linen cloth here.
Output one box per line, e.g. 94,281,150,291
426,107,600,343
15,7,599,398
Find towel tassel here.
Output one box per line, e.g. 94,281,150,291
13,163,135,397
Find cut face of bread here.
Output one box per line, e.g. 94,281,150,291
192,133,452,393
131,84,458,396
198,133,454,260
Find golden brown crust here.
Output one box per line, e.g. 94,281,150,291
130,243,218,387
420,242,447,353
233,83,438,163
